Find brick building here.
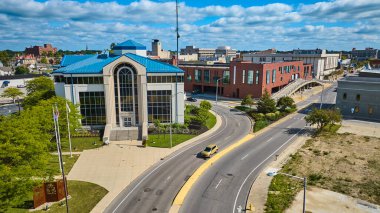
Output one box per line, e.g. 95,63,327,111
25,44,57,57
181,61,312,99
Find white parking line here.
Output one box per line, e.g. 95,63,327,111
215,179,223,189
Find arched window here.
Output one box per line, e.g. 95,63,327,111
113,63,138,126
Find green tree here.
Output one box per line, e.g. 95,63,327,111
257,90,276,114
241,94,254,108
277,96,296,111
47,51,53,57
15,66,29,75
0,51,10,66
1,87,23,103
23,77,55,108
193,108,209,125
41,57,48,64
200,100,212,111
304,108,342,130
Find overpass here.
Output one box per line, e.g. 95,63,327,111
271,78,324,100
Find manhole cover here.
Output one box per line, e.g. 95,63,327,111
152,207,157,211
144,188,152,192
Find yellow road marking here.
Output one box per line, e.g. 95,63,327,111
172,134,255,205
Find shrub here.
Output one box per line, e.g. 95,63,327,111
265,113,277,121
251,112,265,121
254,120,269,132
200,100,212,111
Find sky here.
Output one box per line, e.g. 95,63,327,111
0,0,379,51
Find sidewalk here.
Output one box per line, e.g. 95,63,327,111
67,110,222,213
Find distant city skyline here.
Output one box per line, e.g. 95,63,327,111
0,0,379,51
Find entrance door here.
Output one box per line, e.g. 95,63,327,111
123,117,132,127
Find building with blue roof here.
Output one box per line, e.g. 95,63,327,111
52,40,184,141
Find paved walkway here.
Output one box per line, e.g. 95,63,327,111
67,111,222,213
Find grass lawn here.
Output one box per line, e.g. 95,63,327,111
8,181,108,213
265,132,380,212
205,111,216,129
147,134,196,148
148,111,216,148
60,137,103,152
45,154,79,176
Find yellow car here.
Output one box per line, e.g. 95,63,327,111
200,144,219,158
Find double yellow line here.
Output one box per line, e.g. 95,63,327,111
172,134,254,206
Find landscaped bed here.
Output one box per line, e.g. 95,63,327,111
9,181,108,213
147,101,216,148
265,130,380,212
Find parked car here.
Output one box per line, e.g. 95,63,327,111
17,85,25,88
200,144,219,158
186,97,197,102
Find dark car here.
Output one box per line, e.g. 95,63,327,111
186,97,197,102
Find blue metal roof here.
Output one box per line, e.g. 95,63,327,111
113,40,146,50
126,53,183,73
60,54,95,67
53,53,183,75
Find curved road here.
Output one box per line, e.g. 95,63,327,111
180,84,337,213
105,104,251,213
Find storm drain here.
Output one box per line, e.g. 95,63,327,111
184,175,191,181
227,173,233,177
152,207,158,211
144,188,152,192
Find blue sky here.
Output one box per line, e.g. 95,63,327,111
0,0,379,51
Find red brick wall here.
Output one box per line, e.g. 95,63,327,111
181,61,313,99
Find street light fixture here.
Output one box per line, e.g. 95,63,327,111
170,91,184,148
215,78,222,105
268,171,307,213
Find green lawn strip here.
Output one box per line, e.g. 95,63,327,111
45,154,79,176
147,134,196,148
205,111,216,130
59,137,103,152
8,181,108,213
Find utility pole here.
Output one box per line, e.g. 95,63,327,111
215,78,222,105
176,0,179,67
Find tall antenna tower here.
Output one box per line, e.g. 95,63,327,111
176,0,179,67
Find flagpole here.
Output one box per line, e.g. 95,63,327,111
53,105,62,173
55,103,69,213
66,101,72,158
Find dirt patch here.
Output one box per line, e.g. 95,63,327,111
286,133,380,204
266,132,380,212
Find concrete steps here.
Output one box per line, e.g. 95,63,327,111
110,127,141,141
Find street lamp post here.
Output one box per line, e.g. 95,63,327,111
169,91,184,148
215,78,222,105
270,172,307,213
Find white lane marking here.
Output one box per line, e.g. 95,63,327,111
267,137,273,142
232,128,305,213
112,108,231,213
241,154,249,160
165,176,171,182
226,135,232,140
215,179,223,189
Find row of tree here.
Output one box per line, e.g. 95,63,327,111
241,91,296,114
0,77,80,211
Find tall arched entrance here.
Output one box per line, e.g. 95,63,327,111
113,63,139,127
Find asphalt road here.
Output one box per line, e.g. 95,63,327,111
180,84,337,213
105,103,252,213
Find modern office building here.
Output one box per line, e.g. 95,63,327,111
181,60,312,99
52,40,185,141
215,46,237,58
336,69,380,121
242,49,339,80
351,48,379,61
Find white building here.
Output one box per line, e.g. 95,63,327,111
52,40,185,141
242,49,339,80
